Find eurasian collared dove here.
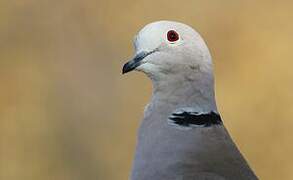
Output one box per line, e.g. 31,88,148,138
122,21,258,180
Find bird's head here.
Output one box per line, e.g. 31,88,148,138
122,21,217,113
122,21,213,81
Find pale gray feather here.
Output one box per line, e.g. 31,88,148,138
123,21,258,180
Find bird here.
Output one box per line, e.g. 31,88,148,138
122,21,258,180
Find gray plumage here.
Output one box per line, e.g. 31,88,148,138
123,21,258,180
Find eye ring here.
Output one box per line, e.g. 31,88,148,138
167,30,179,42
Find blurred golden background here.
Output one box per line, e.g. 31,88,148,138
1,0,293,179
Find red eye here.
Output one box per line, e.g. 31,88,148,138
167,30,179,42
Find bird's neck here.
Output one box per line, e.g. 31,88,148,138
150,69,217,113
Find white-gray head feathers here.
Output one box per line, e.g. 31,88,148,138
123,21,217,113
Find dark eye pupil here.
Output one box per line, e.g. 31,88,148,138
167,30,179,42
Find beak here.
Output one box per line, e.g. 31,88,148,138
122,51,154,74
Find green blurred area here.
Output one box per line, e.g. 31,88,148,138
1,0,293,179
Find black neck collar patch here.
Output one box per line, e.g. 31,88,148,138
168,111,222,129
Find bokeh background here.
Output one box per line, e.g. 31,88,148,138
1,0,293,179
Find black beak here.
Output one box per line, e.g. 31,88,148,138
122,51,154,74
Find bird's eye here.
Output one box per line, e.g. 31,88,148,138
167,30,179,42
